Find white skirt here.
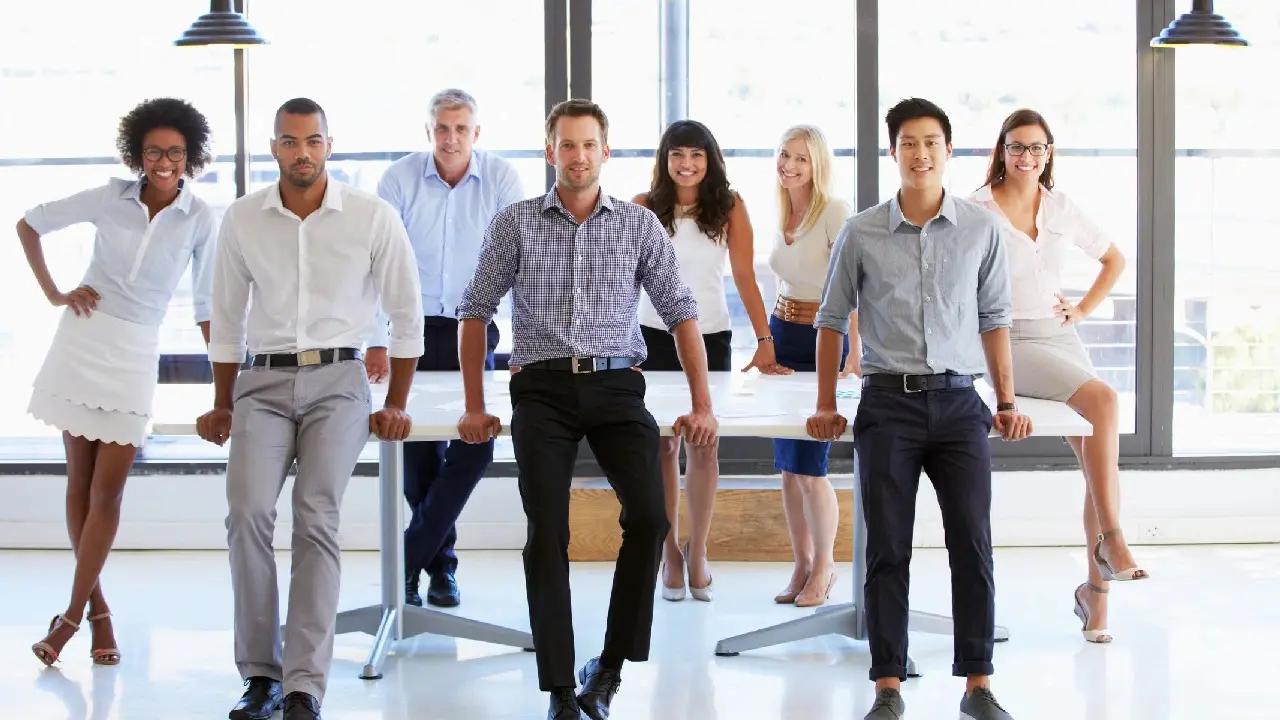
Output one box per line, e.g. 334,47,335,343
27,308,161,447
1010,318,1098,403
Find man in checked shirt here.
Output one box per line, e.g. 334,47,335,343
455,98,719,720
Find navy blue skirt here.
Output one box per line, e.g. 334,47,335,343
770,315,849,477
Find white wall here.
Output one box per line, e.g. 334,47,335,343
1,468,1278,551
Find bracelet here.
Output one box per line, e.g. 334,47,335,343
996,402,1017,412
757,335,774,344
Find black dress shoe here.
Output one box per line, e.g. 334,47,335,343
576,657,621,720
547,688,584,720
426,571,460,607
405,569,423,607
229,677,283,720
283,691,321,720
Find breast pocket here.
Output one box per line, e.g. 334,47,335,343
137,227,197,292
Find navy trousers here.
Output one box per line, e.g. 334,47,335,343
403,317,500,580
853,381,997,681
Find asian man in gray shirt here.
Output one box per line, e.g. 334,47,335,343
808,98,1031,720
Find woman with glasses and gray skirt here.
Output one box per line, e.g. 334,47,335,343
971,108,1147,647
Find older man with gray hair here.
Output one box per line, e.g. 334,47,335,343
366,88,524,608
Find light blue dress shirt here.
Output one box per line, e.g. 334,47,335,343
368,149,524,346
815,191,1012,377
22,177,218,326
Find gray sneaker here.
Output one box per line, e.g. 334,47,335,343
864,688,905,719
959,687,1012,719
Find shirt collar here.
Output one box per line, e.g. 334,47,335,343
424,151,481,182
125,177,194,214
887,189,958,231
262,177,344,215
540,185,613,218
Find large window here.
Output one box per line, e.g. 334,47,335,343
1173,2,1280,455
245,0,546,361
688,0,858,365
594,0,661,220
0,2,234,460
879,0,1138,435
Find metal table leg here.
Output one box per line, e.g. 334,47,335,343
335,440,534,681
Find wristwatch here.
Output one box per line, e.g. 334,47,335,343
996,402,1017,412
757,335,774,344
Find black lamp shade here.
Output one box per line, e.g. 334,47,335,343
175,0,267,47
1151,0,1248,48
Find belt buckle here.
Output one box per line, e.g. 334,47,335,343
903,374,921,393
571,356,594,374
298,349,323,366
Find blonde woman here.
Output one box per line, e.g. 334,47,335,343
766,125,855,607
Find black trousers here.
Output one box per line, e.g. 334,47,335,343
853,383,996,681
403,317,500,579
509,367,668,690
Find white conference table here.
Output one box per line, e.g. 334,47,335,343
151,369,1090,680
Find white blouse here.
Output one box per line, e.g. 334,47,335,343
969,185,1111,321
767,198,852,302
22,177,218,327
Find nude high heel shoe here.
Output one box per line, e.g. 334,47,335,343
794,571,836,608
660,545,686,601
1073,583,1113,644
32,614,79,666
1093,529,1149,581
684,541,713,602
87,612,121,665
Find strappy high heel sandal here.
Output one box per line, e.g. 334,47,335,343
683,540,713,602
87,612,121,665
32,614,80,666
1073,583,1113,644
1093,529,1149,581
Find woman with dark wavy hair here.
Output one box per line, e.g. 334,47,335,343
970,108,1141,645
633,119,779,603
18,97,218,666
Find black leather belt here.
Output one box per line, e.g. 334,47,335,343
862,373,975,393
252,348,362,368
522,356,637,373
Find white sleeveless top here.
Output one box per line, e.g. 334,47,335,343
639,217,731,333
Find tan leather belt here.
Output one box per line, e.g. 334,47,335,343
773,296,820,325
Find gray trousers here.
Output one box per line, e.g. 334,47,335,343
225,360,371,702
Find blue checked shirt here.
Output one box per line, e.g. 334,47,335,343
457,188,699,367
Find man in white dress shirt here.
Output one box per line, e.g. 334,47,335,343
197,98,424,720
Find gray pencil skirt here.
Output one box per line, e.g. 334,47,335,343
1010,318,1098,403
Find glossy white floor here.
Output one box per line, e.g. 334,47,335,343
2,545,1278,719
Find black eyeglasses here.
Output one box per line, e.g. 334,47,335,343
143,147,187,162
1004,143,1050,157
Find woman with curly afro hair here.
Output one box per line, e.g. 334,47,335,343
17,97,218,668
632,119,780,604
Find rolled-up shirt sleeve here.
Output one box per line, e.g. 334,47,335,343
189,209,218,324
23,184,111,235
370,204,425,359
457,207,520,323
976,218,1013,333
637,211,697,330
208,214,253,364
814,219,858,334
